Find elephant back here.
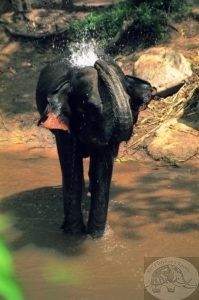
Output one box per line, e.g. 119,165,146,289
36,59,73,115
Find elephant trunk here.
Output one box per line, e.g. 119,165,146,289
94,60,133,143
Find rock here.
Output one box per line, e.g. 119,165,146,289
191,8,199,21
147,118,199,163
134,47,193,97
182,87,199,125
0,9,88,39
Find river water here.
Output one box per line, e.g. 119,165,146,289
0,146,199,300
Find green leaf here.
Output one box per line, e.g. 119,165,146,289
0,239,13,276
0,237,24,300
0,276,23,300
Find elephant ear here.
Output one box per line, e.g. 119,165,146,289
38,111,70,131
125,75,157,108
37,81,71,132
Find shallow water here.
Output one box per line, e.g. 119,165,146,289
0,147,199,300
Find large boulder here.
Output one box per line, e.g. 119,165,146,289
147,118,199,163
134,47,193,97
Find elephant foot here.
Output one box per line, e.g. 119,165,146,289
61,219,86,235
87,229,105,238
87,208,108,238
87,222,106,238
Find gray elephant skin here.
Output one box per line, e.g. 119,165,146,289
36,58,156,237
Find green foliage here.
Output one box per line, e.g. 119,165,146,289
132,2,168,45
0,215,24,300
133,0,188,13
0,253,24,300
69,0,189,49
69,2,134,46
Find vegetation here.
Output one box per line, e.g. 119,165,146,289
0,215,24,300
69,0,190,50
69,2,132,47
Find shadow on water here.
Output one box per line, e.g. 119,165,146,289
0,182,133,254
1,160,199,253
110,162,199,239
0,186,88,256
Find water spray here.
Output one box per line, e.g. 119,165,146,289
69,39,100,67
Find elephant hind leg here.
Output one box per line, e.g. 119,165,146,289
55,131,85,234
87,147,114,237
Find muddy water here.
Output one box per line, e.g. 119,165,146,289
0,146,199,300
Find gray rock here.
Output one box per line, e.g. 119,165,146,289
134,47,192,97
147,118,199,163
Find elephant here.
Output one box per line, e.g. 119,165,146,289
149,264,196,293
36,58,157,237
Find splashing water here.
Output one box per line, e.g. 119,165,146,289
69,39,100,67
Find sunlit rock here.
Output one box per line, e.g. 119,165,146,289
134,47,193,97
147,118,199,163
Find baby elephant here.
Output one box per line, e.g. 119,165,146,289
36,58,156,237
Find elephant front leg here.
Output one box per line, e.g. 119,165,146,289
55,131,85,234
87,148,114,237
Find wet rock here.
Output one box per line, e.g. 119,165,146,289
147,118,199,163
134,47,193,97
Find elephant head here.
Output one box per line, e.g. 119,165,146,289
37,59,134,148
36,59,74,131
125,75,157,124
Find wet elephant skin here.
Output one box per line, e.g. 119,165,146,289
36,58,156,237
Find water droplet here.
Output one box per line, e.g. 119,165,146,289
69,39,99,67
